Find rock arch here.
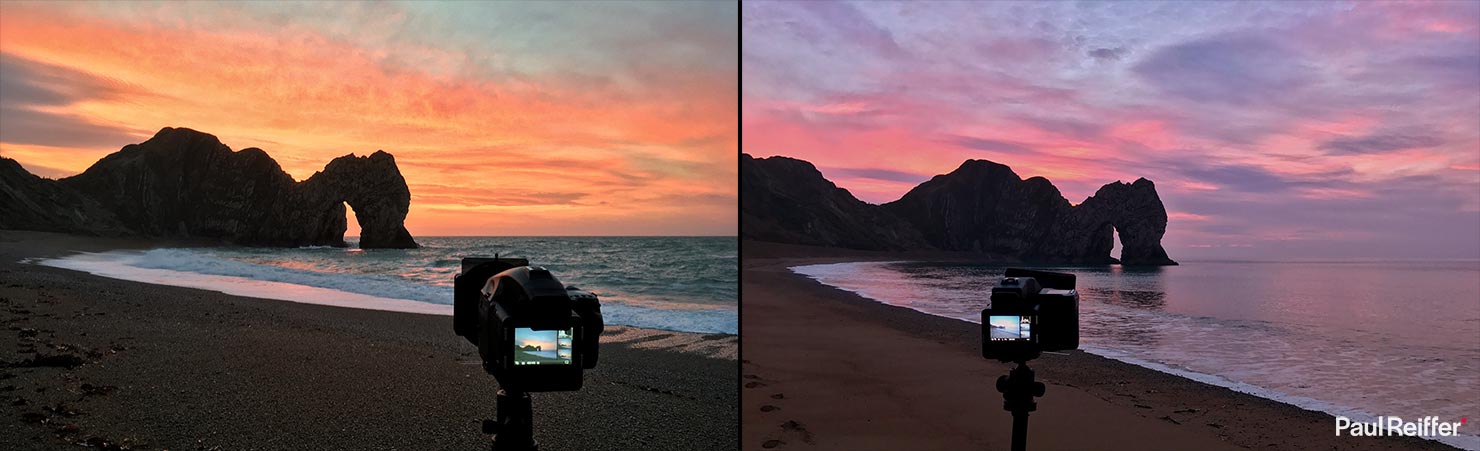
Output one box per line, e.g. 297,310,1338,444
54,127,419,249
1070,179,1174,265
296,151,418,249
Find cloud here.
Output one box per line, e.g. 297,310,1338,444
0,52,137,105
1132,33,1314,106
1318,131,1444,155
823,167,930,184
0,2,738,236
1179,163,1303,193
948,136,1040,154
793,1,905,59
412,191,589,208
0,53,146,148
1397,53,1480,91
1087,46,1127,62
0,106,143,149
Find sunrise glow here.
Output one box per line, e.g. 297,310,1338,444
743,1,1480,259
1,1,738,236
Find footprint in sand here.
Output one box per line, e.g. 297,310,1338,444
760,419,814,448
760,405,779,412
770,393,784,399
743,374,769,389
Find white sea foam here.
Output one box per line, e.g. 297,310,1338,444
791,261,1480,451
83,248,451,304
40,251,449,316
36,247,737,335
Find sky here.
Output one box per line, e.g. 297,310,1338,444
743,1,1480,260
515,330,559,351
0,1,738,236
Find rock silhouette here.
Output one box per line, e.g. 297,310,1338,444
2,127,417,249
740,154,928,251
0,157,131,236
884,160,1070,257
742,154,1176,265
1050,178,1176,265
286,150,417,249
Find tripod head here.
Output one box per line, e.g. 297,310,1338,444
995,360,1046,451
996,360,1045,413
483,389,538,451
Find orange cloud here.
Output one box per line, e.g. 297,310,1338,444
0,3,737,236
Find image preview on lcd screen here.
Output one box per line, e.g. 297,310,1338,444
513,328,574,365
988,315,1032,341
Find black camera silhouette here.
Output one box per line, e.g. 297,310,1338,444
980,268,1079,362
455,256,603,392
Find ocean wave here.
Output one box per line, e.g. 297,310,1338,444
35,247,736,335
790,261,1480,451
107,248,453,305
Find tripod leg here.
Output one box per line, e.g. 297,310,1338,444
1011,411,1028,451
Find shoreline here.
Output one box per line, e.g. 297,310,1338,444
740,240,1456,451
22,231,738,343
0,230,737,450
788,259,1476,450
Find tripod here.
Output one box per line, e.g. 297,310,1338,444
995,361,1046,451
483,390,538,451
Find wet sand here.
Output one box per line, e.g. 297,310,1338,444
740,240,1453,451
0,230,737,450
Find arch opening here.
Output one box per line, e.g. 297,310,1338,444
1111,225,1123,263
344,201,362,238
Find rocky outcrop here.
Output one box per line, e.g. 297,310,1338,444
59,128,300,242
742,155,1176,265
883,160,1071,257
884,160,1175,265
288,151,417,249
741,154,928,251
5,127,417,248
1041,178,1175,265
0,157,131,236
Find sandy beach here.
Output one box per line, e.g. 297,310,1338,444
740,240,1454,451
0,231,737,450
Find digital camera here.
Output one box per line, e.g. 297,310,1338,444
981,268,1079,362
454,256,603,392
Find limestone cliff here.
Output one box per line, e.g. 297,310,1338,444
741,154,928,251
4,127,418,249
0,157,130,236
742,155,1177,265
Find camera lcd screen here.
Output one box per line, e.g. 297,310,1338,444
513,328,574,365
987,315,1033,341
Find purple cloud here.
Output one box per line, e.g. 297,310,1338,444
0,53,145,148
745,1,1480,260
824,167,931,184
1319,132,1444,155
1132,33,1315,106
949,136,1040,154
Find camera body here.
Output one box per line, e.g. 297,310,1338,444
981,268,1079,362
455,257,603,392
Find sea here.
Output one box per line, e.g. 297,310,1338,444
792,260,1480,450
37,237,737,335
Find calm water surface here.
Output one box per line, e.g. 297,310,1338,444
793,260,1480,450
